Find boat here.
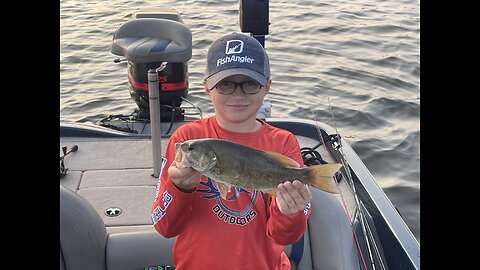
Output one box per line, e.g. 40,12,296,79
60,2,420,270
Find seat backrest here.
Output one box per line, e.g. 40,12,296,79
284,188,359,269
111,18,192,63
285,227,313,270
303,188,360,269
106,230,175,270
60,185,108,270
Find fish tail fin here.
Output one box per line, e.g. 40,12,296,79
306,163,342,194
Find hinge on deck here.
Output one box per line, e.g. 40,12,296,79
60,145,78,178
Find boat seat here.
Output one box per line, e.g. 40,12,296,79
106,231,175,269
111,18,192,63
60,185,107,270
60,185,359,269
60,185,176,270
294,188,360,269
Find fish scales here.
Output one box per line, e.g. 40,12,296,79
176,138,342,197
205,139,308,190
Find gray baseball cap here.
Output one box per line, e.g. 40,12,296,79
204,32,270,89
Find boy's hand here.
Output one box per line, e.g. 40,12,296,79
168,144,201,192
276,180,312,215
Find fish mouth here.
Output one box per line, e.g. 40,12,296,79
173,142,191,167
180,142,189,152
174,142,187,153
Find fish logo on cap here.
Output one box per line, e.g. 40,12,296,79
225,40,244,54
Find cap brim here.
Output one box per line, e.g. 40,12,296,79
205,68,268,89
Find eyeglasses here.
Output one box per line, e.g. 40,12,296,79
213,80,263,95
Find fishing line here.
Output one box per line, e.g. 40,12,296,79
325,100,377,269
311,105,373,270
326,99,387,270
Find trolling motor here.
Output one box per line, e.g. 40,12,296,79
60,145,78,178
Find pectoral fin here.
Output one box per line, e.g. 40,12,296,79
195,152,217,172
214,182,232,200
263,151,300,168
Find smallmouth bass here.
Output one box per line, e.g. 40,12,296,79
175,138,342,199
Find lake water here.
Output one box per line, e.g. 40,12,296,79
60,0,420,242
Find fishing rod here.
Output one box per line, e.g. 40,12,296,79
322,98,387,270
60,145,78,178
322,100,375,270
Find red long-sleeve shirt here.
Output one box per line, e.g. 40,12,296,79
151,116,310,270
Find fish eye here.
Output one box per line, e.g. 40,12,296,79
188,144,195,151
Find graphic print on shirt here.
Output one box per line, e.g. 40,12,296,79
154,157,168,200
151,190,173,225
196,178,258,226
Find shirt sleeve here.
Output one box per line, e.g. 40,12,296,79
151,133,196,238
265,133,311,245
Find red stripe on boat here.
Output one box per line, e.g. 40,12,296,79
129,73,187,91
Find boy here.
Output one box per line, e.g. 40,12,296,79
151,32,312,270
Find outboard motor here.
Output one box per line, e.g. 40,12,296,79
120,9,190,121
127,61,188,120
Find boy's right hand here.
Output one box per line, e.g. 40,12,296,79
168,144,202,192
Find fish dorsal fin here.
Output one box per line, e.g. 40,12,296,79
263,151,300,168
214,181,232,200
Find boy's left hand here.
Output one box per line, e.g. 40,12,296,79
276,180,312,215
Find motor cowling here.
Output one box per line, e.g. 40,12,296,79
127,60,188,120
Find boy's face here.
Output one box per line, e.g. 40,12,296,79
205,75,270,125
